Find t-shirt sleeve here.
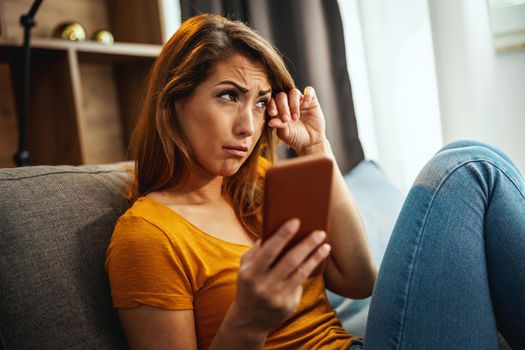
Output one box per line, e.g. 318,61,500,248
105,214,193,310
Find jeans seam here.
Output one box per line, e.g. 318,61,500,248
397,158,524,348
495,164,525,200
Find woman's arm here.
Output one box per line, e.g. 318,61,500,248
267,87,377,299
118,305,265,350
118,306,197,350
209,303,267,349
300,141,377,299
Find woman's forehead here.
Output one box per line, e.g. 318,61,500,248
209,54,271,91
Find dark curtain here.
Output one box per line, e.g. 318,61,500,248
180,0,364,174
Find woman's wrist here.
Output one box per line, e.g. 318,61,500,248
212,302,268,348
297,139,333,158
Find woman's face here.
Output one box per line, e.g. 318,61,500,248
176,53,272,178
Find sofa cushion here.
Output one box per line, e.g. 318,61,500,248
327,160,405,337
0,163,132,349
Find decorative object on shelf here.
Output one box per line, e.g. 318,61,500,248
92,29,114,45
52,22,86,41
15,0,43,167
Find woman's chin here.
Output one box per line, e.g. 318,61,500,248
217,160,245,176
218,166,241,177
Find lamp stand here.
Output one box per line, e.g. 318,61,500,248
13,0,43,166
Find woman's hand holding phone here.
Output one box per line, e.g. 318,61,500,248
226,218,331,339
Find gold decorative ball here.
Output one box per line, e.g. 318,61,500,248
53,22,86,41
92,30,114,45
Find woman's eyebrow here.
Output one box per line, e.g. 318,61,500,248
216,80,271,96
259,88,272,96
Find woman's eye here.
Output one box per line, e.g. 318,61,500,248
256,99,269,109
219,91,237,102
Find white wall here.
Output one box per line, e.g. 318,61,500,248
339,0,444,192
429,0,525,174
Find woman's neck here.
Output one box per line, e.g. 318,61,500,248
159,170,225,206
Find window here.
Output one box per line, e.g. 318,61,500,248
489,0,525,52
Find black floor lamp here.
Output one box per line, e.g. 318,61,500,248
13,0,43,166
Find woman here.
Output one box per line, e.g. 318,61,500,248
107,13,374,349
106,14,525,349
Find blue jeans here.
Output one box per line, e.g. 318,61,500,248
363,140,525,349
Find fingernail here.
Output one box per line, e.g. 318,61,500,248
288,218,300,231
320,243,331,255
314,230,326,243
292,113,298,120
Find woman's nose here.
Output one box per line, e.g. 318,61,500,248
234,106,255,137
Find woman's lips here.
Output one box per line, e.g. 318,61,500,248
223,146,248,157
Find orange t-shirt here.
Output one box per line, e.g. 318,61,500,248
105,165,355,349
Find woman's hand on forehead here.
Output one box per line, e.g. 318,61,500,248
266,86,328,156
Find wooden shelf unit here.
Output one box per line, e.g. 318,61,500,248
0,0,168,167
0,38,162,58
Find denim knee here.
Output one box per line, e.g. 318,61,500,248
437,139,490,154
414,140,521,191
437,140,522,176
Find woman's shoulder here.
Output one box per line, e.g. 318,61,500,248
114,196,186,241
109,197,197,264
118,196,161,225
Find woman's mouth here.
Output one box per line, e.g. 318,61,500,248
223,145,248,157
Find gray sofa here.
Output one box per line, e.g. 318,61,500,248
0,162,512,349
0,163,131,349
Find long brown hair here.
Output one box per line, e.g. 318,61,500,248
129,14,295,238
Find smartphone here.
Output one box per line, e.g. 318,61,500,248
262,154,333,276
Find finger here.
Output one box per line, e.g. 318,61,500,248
288,88,302,121
255,218,301,270
274,92,292,122
240,239,262,265
271,230,327,279
285,243,331,287
267,98,284,128
267,98,278,117
268,117,287,129
301,86,316,108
